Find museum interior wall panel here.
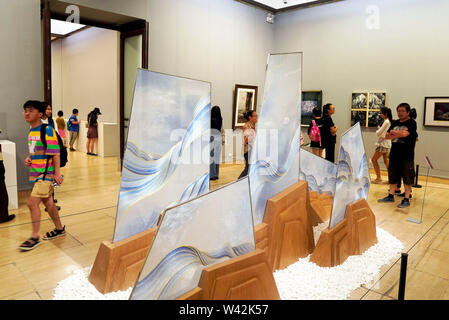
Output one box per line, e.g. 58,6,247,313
274,0,449,175
131,177,255,300
329,122,370,229
51,27,120,124
146,0,274,131
113,69,211,242
51,39,63,116
249,53,302,226
57,0,274,144
0,0,42,190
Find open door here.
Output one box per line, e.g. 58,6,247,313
41,0,52,105
41,0,149,163
120,21,149,162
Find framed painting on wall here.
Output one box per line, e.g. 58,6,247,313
232,84,258,129
351,92,386,127
424,97,449,127
301,90,323,126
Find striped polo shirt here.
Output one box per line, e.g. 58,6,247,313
28,124,60,183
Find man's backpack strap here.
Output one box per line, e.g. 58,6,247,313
40,124,48,149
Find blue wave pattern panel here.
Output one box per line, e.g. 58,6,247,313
132,243,254,300
249,53,302,226
130,177,255,300
113,70,211,242
329,123,370,229
299,148,337,196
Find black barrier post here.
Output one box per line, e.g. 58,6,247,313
398,253,409,300
413,164,422,188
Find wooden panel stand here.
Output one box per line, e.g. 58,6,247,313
178,249,280,300
309,198,377,267
88,227,157,294
308,191,333,226
255,181,315,272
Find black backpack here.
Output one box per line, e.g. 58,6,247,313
40,124,68,168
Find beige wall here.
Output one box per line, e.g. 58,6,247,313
60,0,275,131
0,0,42,190
274,0,449,174
51,27,120,124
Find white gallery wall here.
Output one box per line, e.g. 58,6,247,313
0,0,42,190
3,0,449,190
51,27,120,124
60,0,275,131
274,0,449,173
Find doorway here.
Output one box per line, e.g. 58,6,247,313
41,0,149,161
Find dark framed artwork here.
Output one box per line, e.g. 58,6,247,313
301,91,323,126
424,97,449,127
232,84,258,129
351,92,386,127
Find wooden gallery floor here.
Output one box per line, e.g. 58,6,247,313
1,151,449,300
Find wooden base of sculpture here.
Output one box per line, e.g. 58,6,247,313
309,199,377,267
178,249,280,300
254,181,315,272
308,191,333,226
88,227,157,294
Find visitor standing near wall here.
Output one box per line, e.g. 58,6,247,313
56,111,67,147
378,103,417,208
68,108,80,151
393,108,418,198
371,107,392,184
0,143,15,223
86,107,101,156
238,110,258,179
308,106,325,158
20,100,65,251
321,103,338,163
210,106,223,181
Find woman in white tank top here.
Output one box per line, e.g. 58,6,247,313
371,107,392,184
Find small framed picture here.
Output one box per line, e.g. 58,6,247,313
232,84,258,129
424,97,449,127
301,91,323,126
351,92,386,127
369,92,386,110
352,93,368,109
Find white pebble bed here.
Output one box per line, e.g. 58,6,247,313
273,223,404,300
53,267,132,300
53,223,403,300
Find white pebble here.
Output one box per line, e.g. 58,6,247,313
53,225,403,300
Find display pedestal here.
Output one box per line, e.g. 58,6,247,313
72,120,120,157
308,191,333,226
254,181,314,272
0,140,18,210
309,199,377,267
88,227,157,293
177,249,280,300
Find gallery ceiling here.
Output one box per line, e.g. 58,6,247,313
241,0,342,12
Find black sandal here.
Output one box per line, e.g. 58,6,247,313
19,237,41,251
43,226,66,240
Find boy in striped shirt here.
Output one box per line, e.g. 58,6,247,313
20,101,66,251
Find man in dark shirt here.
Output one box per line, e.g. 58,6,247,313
378,103,417,208
321,103,338,163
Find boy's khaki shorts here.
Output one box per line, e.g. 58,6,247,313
31,180,54,198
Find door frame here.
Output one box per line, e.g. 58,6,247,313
41,0,149,162
119,21,149,160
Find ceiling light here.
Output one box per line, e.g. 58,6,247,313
51,19,85,36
